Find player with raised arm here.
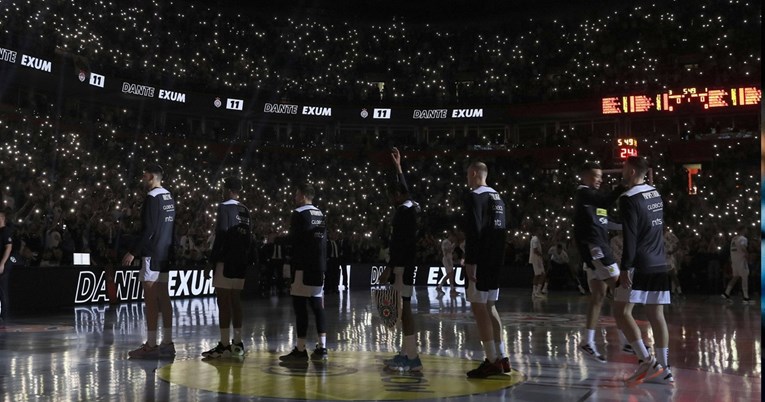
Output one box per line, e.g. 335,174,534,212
380,147,423,372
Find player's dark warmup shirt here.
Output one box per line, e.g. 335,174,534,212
574,184,621,265
286,204,327,285
0,225,14,267
389,173,420,267
462,186,507,268
210,199,252,278
130,187,176,262
619,184,667,273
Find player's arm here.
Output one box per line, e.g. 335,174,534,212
282,210,303,278
0,242,11,274
618,196,638,288
209,204,227,262
391,147,411,195
740,237,749,260
461,194,482,263
667,234,677,255
461,193,482,281
441,240,451,257
123,195,157,265
533,240,544,258
581,186,621,208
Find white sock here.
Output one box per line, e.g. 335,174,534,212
631,339,650,361
319,335,327,348
403,335,417,358
482,340,498,361
541,283,548,292
297,338,306,351
233,328,242,344
584,329,596,345
496,341,506,358
221,328,230,346
656,347,669,367
146,330,157,347
533,285,539,293
618,330,628,346
162,328,172,344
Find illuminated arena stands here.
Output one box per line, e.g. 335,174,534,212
0,1,760,401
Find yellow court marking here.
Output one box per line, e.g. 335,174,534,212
157,351,524,400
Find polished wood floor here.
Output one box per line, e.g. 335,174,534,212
0,287,760,401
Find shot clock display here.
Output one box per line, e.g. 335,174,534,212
615,138,639,159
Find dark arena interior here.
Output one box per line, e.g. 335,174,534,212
0,0,761,401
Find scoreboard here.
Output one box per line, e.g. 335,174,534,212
614,138,639,160
602,86,761,114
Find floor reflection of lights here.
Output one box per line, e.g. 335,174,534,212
0,289,759,401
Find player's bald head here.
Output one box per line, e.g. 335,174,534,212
468,161,488,178
625,156,650,179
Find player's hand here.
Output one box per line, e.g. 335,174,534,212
619,270,631,289
391,147,401,167
465,264,477,282
378,266,391,284
121,252,135,267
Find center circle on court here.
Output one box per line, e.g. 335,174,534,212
157,351,524,400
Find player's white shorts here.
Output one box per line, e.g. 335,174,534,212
731,258,749,277
290,270,323,298
140,257,168,283
531,260,545,276
584,258,620,282
466,281,499,304
213,262,245,290
614,269,671,305
392,266,413,298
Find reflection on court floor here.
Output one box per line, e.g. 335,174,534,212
158,351,523,400
0,288,759,401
